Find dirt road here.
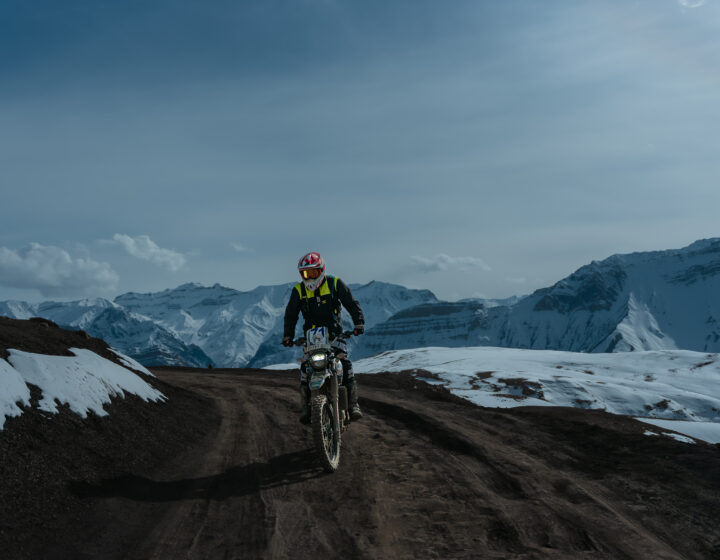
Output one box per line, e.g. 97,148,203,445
57,368,720,559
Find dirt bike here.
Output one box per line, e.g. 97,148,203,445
292,327,354,473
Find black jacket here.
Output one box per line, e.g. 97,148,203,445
283,275,364,339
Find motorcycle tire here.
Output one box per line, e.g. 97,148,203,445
311,393,341,472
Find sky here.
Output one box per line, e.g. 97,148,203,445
1,0,719,303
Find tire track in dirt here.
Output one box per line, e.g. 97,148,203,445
135,374,312,560
359,393,685,559
66,369,719,559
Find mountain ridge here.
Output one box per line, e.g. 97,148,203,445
354,238,720,359
1,238,718,366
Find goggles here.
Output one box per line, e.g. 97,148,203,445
300,268,322,280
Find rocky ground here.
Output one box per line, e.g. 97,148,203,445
1,317,720,558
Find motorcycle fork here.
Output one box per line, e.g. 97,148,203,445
328,373,343,430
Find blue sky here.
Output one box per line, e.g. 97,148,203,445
1,0,719,302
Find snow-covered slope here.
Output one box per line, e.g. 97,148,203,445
354,238,720,358
354,346,720,442
0,347,165,429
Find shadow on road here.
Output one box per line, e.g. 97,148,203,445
70,448,323,502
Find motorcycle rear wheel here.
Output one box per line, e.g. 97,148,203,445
311,393,340,472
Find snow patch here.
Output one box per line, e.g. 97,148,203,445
1,348,165,428
262,362,299,371
662,432,696,444
637,418,720,444
642,429,696,443
0,359,31,429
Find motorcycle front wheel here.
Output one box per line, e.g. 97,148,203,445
311,393,340,472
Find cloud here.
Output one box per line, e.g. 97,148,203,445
410,254,491,273
678,0,705,7
231,242,250,253
112,234,186,271
0,243,119,297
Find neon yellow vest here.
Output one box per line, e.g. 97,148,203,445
294,276,338,299
294,276,341,328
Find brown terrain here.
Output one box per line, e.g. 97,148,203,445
1,317,720,559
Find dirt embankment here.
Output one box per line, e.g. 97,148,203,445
0,316,118,361
0,318,221,560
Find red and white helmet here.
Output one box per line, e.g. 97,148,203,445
298,252,326,291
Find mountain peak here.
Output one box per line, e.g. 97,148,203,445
175,282,207,290
682,237,720,254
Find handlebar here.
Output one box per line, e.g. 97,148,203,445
287,330,355,347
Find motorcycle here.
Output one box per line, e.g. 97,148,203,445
292,327,354,472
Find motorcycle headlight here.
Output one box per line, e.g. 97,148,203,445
310,352,327,369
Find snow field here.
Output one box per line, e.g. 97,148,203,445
352,346,720,443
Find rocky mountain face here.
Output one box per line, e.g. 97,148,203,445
115,282,293,368
353,238,720,358
501,238,720,353
2,239,718,365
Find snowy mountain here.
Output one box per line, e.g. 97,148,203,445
2,239,718,365
352,300,497,359
500,238,720,353
0,280,437,367
0,281,433,367
0,298,212,367
115,282,293,367
115,280,437,368
353,238,720,358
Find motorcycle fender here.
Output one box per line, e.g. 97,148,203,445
309,370,330,390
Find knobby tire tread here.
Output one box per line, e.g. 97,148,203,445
311,393,340,473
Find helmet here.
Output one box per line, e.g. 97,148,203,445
298,252,326,291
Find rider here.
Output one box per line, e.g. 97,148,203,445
282,252,365,424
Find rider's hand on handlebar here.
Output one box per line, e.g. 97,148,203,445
353,324,364,336
282,336,293,347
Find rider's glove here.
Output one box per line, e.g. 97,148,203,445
353,324,365,336
282,337,293,347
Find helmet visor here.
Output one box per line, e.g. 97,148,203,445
300,268,322,280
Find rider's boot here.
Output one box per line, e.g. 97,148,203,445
347,379,363,420
299,383,311,425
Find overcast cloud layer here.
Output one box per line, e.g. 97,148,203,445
1,0,718,302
